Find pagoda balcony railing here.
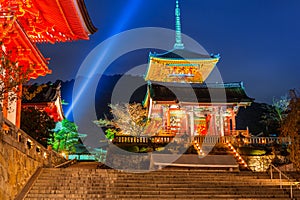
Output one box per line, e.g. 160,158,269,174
244,136,291,145
228,130,249,137
114,134,291,146
113,135,175,144
193,135,291,145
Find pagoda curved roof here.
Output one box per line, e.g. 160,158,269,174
22,81,62,103
149,49,219,60
5,0,97,43
148,81,254,103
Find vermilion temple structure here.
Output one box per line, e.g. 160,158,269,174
0,0,96,127
143,0,253,138
22,81,64,122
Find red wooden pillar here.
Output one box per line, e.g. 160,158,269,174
166,108,170,128
227,117,231,135
15,84,22,128
2,92,8,118
231,110,236,131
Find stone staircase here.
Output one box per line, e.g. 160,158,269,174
22,163,299,200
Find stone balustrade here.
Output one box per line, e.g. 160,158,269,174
114,134,290,146
114,135,176,144
0,116,66,200
1,117,65,166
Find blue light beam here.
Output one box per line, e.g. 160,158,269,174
65,0,142,118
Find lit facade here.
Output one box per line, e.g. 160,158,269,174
143,0,253,138
0,0,96,127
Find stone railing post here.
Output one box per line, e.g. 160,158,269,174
47,145,53,168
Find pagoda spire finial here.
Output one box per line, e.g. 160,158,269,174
174,0,184,49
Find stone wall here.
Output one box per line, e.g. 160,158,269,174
0,118,66,200
105,144,150,171
242,154,275,172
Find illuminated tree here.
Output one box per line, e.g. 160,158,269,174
94,103,154,137
281,90,300,170
48,119,81,153
0,51,31,106
272,95,289,122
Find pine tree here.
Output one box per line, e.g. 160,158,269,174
48,119,80,153
281,90,300,170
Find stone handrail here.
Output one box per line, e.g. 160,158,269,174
14,167,43,200
54,159,77,168
269,164,299,199
1,117,65,167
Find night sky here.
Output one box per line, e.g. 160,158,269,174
36,0,300,104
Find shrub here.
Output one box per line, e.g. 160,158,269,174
238,147,266,156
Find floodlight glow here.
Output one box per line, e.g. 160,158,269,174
65,0,141,118
65,49,109,117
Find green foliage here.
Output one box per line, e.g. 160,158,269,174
139,146,152,153
21,107,56,147
237,102,282,136
127,146,140,153
238,147,266,156
105,128,116,140
48,119,80,153
273,95,289,122
61,99,69,105
259,103,281,136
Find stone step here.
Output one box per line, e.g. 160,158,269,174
27,190,286,195
41,173,266,177
41,169,267,174
25,193,290,199
32,180,291,186
39,172,269,176
36,175,274,181
33,177,286,182
28,188,284,193
41,168,268,174
23,168,297,200
39,172,270,177
23,198,292,200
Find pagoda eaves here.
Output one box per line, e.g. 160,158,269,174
0,0,96,127
145,49,220,83
148,81,254,105
0,0,97,78
1,0,97,43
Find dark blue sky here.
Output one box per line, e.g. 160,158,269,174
37,0,300,104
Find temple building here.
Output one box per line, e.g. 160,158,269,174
143,0,253,137
22,81,64,122
0,0,96,127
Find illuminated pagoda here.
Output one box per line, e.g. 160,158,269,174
22,81,64,122
143,0,253,137
0,0,97,127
